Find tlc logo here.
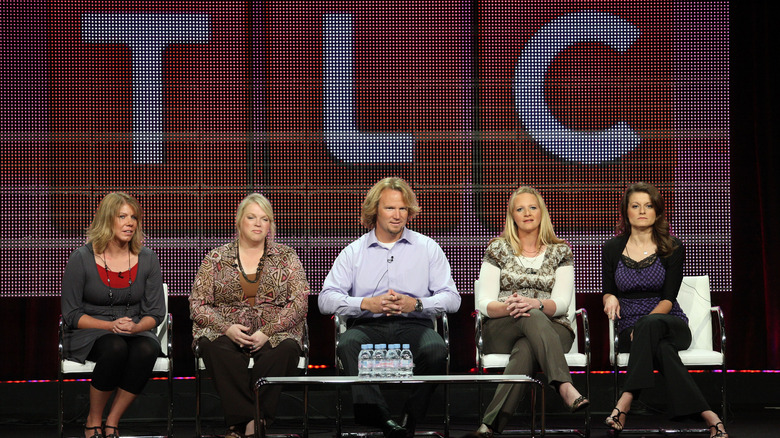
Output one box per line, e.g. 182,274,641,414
49,3,667,234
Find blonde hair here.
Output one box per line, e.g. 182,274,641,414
86,192,144,254
499,186,565,256
360,177,420,229
235,193,276,239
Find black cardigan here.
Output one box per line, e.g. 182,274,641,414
601,234,685,301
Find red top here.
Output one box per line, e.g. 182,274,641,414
96,263,139,288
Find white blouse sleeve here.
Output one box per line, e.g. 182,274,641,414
476,261,501,315
550,264,574,317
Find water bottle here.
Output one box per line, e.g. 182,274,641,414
372,343,387,378
358,344,374,379
400,344,414,378
386,344,401,378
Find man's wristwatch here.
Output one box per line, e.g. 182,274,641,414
414,298,424,312
537,299,544,311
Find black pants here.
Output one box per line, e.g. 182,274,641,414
619,313,710,417
337,317,447,425
198,336,302,427
87,334,160,394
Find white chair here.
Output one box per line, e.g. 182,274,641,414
194,320,309,438
333,313,450,438
609,275,727,432
474,279,591,437
58,283,173,438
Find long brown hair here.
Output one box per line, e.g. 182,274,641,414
86,192,144,254
499,186,566,256
616,182,678,257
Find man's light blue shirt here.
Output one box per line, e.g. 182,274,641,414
318,227,460,318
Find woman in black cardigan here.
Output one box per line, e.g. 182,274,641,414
602,182,727,438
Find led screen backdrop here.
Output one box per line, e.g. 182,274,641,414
1,1,729,298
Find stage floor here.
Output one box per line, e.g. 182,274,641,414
3,409,778,438
3,373,778,437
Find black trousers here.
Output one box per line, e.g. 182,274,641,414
337,317,447,424
619,313,710,417
87,334,160,394
198,336,302,427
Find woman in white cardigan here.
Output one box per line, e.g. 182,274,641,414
474,186,588,438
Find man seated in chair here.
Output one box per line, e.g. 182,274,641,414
319,177,461,438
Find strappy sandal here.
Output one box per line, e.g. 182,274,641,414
84,425,104,438
709,421,728,438
567,395,590,413
605,407,627,431
104,425,119,438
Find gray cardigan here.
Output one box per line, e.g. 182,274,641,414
61,243,165,363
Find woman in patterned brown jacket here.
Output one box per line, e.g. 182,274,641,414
474,186,588,438
190,193,309,437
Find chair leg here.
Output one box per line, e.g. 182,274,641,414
477,366,484,421
721,367,727,424
336,386,343,438
304,384,310,438
58,371,64,438
444,383,450,438
613,363,619,406
529,385,536,437
195,368,202,438
167,370,174,437
584,370,591,438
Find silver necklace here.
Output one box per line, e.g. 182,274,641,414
517,253,539,274
628,238,652,256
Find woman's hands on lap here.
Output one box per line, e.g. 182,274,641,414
226,324,269,352
111,317,136,334
226,324,254,347
248,331,269,353
505,293,535,318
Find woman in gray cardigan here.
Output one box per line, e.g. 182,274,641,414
61,192,165,438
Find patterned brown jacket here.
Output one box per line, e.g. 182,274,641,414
189,239,309,349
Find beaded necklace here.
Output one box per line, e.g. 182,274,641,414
97,251,133,313
237,242,264,284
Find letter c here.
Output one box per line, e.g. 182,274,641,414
515,10,641,165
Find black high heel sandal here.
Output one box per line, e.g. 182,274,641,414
709,421,728,437
104,424,119,438
84,425,104,438
605,407,627,431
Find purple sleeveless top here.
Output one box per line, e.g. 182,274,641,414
615,254,688,334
